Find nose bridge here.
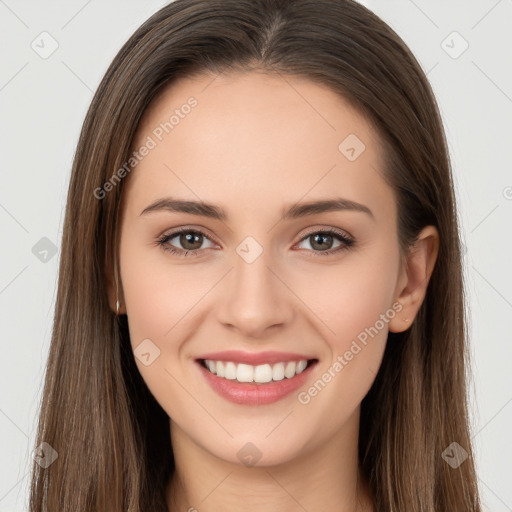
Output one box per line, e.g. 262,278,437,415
217,240,293,336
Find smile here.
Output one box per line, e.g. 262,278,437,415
195,355,318,405
201,359,312,384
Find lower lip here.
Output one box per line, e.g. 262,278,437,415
196,360,317,405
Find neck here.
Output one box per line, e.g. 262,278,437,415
166,408,374,512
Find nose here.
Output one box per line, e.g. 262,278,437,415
216,250,294,338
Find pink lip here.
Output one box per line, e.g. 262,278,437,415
196,359,318,406
195,350,314,366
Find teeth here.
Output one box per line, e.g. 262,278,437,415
272,362,285,381
254,363,273,383
237,363,254,382
284,361,296,378
203,359,311,383
296,360,307,373
224,362,237,380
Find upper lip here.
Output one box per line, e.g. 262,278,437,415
196,350,317,366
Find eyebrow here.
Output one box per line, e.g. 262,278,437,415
139,196,374,220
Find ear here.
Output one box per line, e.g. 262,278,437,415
388,225,439,333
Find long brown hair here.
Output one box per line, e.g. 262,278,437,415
29,0,481,510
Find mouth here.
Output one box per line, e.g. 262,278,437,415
198,358,318,384
195,357,319,405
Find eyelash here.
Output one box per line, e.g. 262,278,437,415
156,227,354,258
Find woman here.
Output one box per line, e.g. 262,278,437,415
29,0,482,510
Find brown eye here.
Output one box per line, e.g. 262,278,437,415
296,229,354,257
177,231,204,250
309,233,335,251
158,229,215,256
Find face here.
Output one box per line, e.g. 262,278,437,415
117,70,406,466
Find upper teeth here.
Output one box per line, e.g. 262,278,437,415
204,359,309,383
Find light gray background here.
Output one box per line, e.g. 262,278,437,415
1,1,511,510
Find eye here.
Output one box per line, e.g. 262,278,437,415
295,228,354,257
157,228,216,257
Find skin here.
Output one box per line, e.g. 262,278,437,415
109,70,439,512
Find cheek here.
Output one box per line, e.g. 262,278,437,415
121,264,173,344
119,247,203,417
295,250,398,347
120,240,207,345
292,248,398,407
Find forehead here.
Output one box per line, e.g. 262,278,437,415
125,71,393,222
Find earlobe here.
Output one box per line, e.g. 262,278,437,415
388,225,439,333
